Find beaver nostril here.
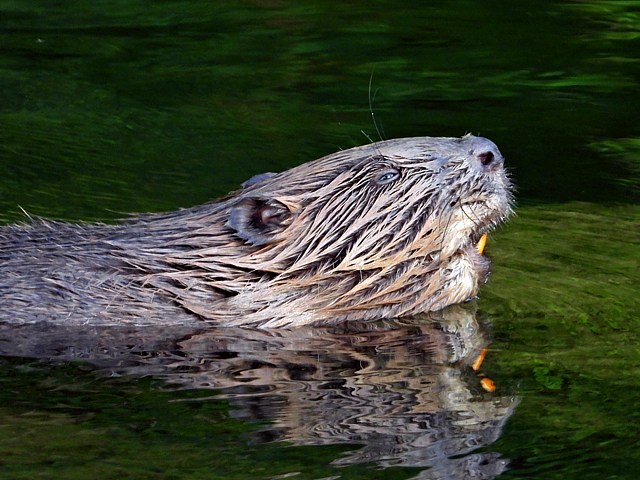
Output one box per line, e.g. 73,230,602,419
477,151,494,166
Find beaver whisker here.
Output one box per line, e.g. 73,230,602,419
459,201,486,231
1,135,513,328
367,72,386,143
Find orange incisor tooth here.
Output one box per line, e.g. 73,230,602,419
480,377,496,392
477,233,487,255
472,348,488,371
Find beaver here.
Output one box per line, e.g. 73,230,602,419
0,135,513,328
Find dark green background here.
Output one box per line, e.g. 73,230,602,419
1,1,639,479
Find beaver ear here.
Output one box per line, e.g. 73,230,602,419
241,172,276,189
227,197,292,246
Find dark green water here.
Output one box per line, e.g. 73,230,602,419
1,1,639,479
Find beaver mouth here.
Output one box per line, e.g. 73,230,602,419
447,195,511,290
458,194,512,255
456,213,498,257
462,231,490,265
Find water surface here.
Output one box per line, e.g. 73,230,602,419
0,1,639,479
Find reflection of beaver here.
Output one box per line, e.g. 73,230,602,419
0,135,513,327
0,305,518,478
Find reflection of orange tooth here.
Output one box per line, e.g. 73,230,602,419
477,233,487,255
480,377,496,392
472,348,488,371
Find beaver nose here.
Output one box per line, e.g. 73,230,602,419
466,136,504,172
477,150,495,166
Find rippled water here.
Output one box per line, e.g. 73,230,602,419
1,1,639,479
1,306,516,479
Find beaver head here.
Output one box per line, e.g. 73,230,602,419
133,134,513,328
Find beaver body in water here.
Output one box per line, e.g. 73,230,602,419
0,135,513,328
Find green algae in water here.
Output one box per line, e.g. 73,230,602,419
483,202,639,345
479,202,640,478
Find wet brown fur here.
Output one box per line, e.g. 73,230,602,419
0,135,513,328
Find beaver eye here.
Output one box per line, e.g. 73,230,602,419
374,169,400,185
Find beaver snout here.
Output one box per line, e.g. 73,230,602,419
464,136,504,173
